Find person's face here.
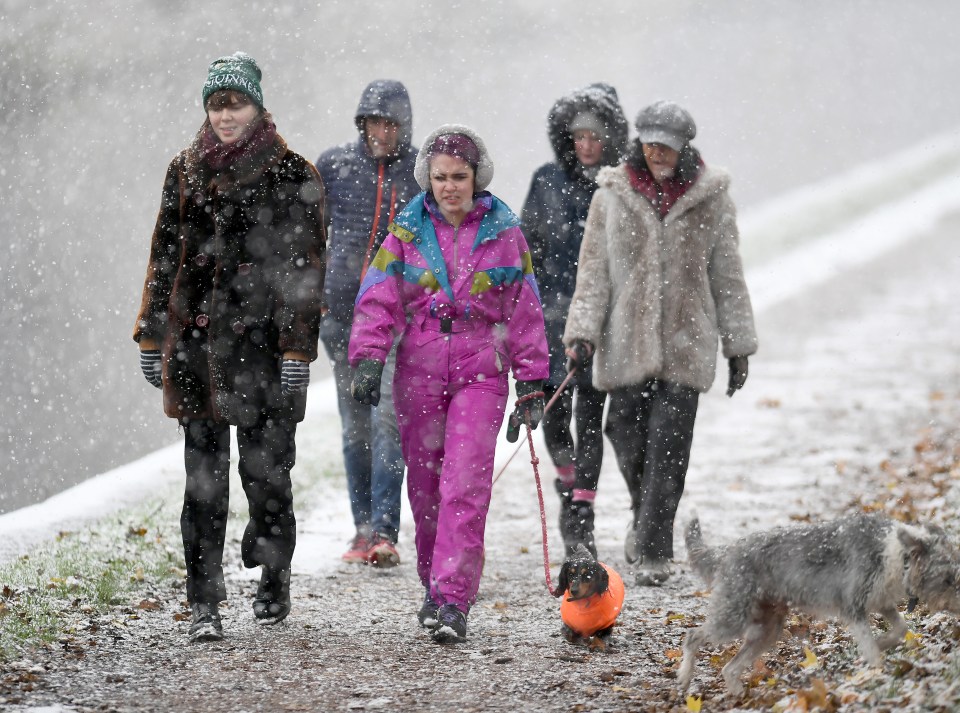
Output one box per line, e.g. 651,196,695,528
429,153,475,225
573,129,603,167
207,95,259,145
642,142,680,183
365,116,400,158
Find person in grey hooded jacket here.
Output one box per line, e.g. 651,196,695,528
315,80,419,567
520,83,628,559
564,100,757,586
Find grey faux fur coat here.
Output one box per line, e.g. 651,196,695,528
562,163,757,393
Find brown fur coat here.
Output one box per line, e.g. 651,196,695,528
563,164,756,393
133,131,326,424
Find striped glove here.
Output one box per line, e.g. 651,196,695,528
281,359,310,395
140,349,162,389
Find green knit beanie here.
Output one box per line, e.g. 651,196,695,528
202,51,264,108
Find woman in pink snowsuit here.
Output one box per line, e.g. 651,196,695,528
348,124,549,643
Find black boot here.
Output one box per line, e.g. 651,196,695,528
555,479,576,554
570,502,597,559
189,602,223,642
253,566,291,625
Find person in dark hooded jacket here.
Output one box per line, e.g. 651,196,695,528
520,84,628,558
315,80,419,567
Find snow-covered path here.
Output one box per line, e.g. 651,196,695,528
3,143,960,711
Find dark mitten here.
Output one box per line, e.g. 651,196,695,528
565,340,594,374
140,349,162,389
505,380,545,443
351,359,384,406
726,355,749,397
281,359,310,395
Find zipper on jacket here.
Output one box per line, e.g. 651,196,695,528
360,161,386,281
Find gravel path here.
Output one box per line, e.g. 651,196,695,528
3,213,960,713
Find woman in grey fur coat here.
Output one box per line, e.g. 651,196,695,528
562,100,757,586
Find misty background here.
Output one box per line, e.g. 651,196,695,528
2,0,959,513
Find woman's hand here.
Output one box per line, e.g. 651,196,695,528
727,356,749,397
140,349,162,389
351,359,384,406
281,359,310,395
506,380,545,442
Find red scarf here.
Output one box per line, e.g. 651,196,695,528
626,163,700,219
200,117,277,172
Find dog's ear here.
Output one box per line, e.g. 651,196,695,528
594,562,609,592
898,526,932,560
555,562,570,598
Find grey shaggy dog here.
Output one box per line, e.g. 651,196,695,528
678,511,960,695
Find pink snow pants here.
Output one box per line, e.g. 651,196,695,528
393,317,509,612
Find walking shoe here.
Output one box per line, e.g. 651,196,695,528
569,502,597,559
634,557,671,587
188,602,223,642
431,604,467,644
253,566,291,625
367,533,401,568
342,531,372,564
417,590,439,628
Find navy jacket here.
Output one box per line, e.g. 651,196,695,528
521,84,628,387
316,80,420,323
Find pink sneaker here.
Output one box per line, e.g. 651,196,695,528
342,532,372,564
367,533,400,568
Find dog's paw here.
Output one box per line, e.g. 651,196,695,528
587,636,608,652
561,624,579,644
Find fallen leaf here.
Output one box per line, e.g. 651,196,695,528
664,648,683,660
796,678,836,712
685,694,702,712
799,646,819,669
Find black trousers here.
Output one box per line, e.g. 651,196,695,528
604,379,699,560
181,415,297,604
542,378,607,492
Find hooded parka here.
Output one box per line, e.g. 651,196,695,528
522,84,628,388
315,80,420,323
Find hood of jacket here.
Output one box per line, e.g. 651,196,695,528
353,79,414,153
547,83,629,177
414,123,495,192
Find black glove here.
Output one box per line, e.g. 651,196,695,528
140,349,162,389
727,355,749,397
351,359,384,406
281,359,310,395
565,340,594,374
505,380,545,443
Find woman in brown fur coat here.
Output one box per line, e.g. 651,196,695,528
563,100,757,587
133,52,325,641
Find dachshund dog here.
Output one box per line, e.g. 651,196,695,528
555,544,625,649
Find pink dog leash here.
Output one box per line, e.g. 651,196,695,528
521,409,563,596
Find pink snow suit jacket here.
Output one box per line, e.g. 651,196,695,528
349,191,549,385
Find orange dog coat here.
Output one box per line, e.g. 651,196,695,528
560,563,625,637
